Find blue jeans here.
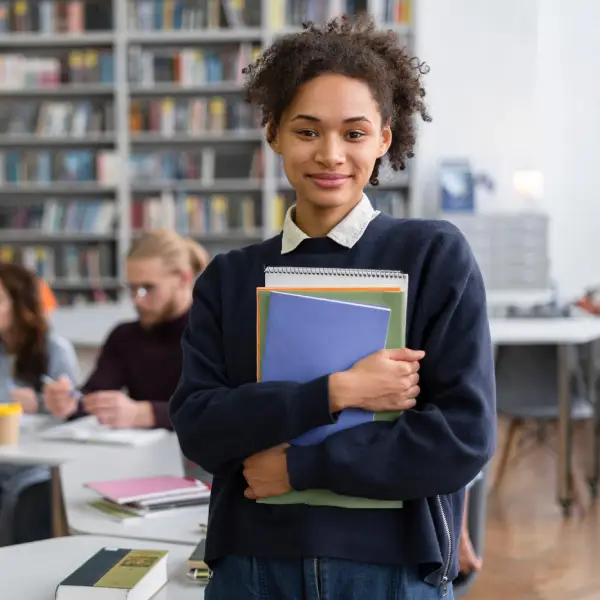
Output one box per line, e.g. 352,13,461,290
205,556,453,600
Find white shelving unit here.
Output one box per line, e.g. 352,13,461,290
0,0,414,305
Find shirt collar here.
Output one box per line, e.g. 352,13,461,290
281,194,379,254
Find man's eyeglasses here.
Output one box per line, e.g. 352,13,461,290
124,283,158,299
124,272,182,298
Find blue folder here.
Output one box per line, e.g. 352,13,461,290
261,291,391,446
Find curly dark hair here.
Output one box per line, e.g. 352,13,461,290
0,263,49,390
242,13,431,186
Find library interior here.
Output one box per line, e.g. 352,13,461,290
0,0,599,598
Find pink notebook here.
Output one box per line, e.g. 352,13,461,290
84,475,210,505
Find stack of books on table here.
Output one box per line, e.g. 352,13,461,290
85,475,211,524
256,266,409,509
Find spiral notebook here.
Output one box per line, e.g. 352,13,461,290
264,266,408,289
258,266,408,510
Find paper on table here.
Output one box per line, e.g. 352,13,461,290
40,415,167,447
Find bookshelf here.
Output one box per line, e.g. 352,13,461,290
0,0,413,306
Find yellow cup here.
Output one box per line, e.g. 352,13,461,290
0,403,22,446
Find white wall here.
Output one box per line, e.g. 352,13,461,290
413,0,540,217
536,0,600,298
413,0,600,299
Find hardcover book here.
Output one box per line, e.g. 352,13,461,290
54,548,168,600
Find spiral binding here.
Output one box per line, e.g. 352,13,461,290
264,266,405,278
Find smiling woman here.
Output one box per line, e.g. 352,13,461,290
272,75,392,236
243,15,430,236
170,13,496,600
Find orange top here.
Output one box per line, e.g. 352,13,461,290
39,279,57,314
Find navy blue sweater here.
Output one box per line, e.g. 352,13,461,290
170,213,496,589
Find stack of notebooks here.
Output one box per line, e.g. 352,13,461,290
256,266,409,509
85,475,211,524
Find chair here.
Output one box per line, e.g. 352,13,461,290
491,343,594,511
0,465,52,546
453,467,490,599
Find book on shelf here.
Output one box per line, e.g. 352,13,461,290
54,547,168,600
128,0,262,30
384,0,413,25
128,43,259,88
0,149,119,186
0,1,113,35
129,95,259,135
255,266,408,509
270,0,329,28
128,146,262,185
0,51,114,91
40,415,168,447
0,244,115,288
1,199,116,235
132,191,257,235
0,100,114,138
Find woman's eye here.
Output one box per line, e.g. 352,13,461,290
297,130,317,138
346,131,365,140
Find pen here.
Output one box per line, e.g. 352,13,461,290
40,375,83,400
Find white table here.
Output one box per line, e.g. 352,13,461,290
61,434,207,544
489,317,600,345
0,419,206,544
0,535,204,600
489,317,600,515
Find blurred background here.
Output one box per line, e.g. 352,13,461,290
1,1,599,599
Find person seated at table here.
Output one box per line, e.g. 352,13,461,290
42,230,208,430
0,263,79,544
0,263,78,410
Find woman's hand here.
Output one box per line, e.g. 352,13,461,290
43,375,78,418
243,444,291,500
10,386,39,414
329,348,424,413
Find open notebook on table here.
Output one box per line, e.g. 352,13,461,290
40,415,168,447
256,266,408,509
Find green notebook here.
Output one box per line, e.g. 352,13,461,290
255,287,407,509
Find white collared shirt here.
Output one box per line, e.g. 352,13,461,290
280,194,380,254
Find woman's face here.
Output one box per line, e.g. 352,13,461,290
0,281,13,334
272,73,391,210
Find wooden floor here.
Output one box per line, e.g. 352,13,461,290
467,423,600,600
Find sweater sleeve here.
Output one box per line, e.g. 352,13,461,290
47,333,79,384
68,327,128,420
169,256,337,477
286,226,497,501
148,400,172,430
37,333,80,415
76,328,172,429
81,327,127,393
